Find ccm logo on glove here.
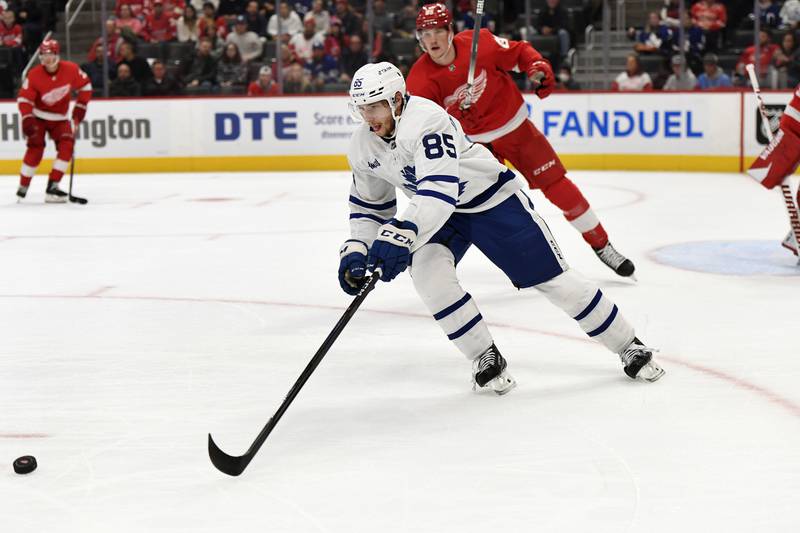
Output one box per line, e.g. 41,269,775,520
378,227,415,247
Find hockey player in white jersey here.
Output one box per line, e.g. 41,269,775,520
338,62,665,394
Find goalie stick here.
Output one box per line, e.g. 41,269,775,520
208,270,381,476
746,63,800,259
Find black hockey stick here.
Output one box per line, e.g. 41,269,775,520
208,270,381,476
68,154,88,205
746,64,800,256
463,0,485,108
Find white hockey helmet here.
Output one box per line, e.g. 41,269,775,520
348,62,406,123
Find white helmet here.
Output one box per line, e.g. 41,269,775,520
348,62,406,124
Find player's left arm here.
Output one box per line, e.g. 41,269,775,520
482,29,554,98
71,65,93,126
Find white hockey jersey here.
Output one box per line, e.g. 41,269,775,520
347,95,524,251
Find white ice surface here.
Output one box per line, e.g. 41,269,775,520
1,170,799,532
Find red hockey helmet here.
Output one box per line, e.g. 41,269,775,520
39,39,60,56
416,3,452,30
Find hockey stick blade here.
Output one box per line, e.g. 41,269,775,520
207,271,381,476
69,194,88,205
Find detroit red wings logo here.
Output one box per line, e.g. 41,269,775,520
41,84,71,106
443,69,487,108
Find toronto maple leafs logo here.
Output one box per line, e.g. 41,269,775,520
41,85,71,106
458,181,467,197
401,165,417,192
444,69,488,108
367,158,381,169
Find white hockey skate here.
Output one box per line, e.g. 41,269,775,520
595,242,636,279
781,229,798,257
472,344,517,395
619,338,665,382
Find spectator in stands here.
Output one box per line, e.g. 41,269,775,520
324,16,344,58
663,54,697,90
612,53,653,91
306,41,339,90
554,65,581,90
185,36,218,89
248,64,280,94
339,33,367,83
289,17,323,62
244,0,267,36
371,0,392,36
15,0,43,51
227,14,262,62
117,41,153,82
268,1,304,41
144,0,176,42
162,0,188,19
632,12,672,56
660,0,680,28
117,0,146,18
690,0,726,52
756,0,782,29
176,5,200,42
117,4,145,37
736,28,779,81
203,22,226,57
110,63,141,96
674,11,706,69
304,0,329,34
216,42,247,90
393,1,417,39
283,61,310,93
199,2,227,38
332,0,359,35
780,0,800,30
458,0,495,32
537,0,571,59
217,0,246,18
0,10,23,55
772,31,800,88
88,19,122,63
697,53,731,90
81,44,108,90
143,59,182,94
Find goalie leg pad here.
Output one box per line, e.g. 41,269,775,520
534,269,635,354
411,243,493,360
747,127,800,189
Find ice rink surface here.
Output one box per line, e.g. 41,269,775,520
1,170,799,532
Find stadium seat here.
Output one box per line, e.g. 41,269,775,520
263,41,277,62
528,35,560,68
390,37,418,62
166,42,195,64
639,54,665,75
137,42,163,60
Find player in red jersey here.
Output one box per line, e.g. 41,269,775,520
747,84,800,256
406,3,635,278
16,39,92,203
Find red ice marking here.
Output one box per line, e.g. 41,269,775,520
255,192,289,207
86,286,115,297
187,197,237,203
130,193,180,209
2,293,799,420
0,433,49,439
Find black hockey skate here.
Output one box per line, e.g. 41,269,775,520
45,181,68,203
619,338,665,382
16,185,28,201
472,343,516,395
595,242,636,278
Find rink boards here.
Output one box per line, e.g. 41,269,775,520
0,90,791,174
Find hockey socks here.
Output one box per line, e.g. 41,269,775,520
540,176,609,249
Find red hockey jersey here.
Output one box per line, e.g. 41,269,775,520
406,29,542,143
0,20,22,47
17,61,92,122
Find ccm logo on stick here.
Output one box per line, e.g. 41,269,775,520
215,112,298,141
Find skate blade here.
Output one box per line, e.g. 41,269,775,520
45,196,67,204
487,371,517,396
636,361,665,383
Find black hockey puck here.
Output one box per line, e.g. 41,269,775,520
13,455,37,474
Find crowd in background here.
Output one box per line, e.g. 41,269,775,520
617,0,800,91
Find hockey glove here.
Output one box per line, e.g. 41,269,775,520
71,105,87,126
22,115,38,138
367,219,418,282
528,60,554,99
338,240,368,295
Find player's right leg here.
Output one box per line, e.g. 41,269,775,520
18,119,46,201
491,120,636,278
410,239,516,395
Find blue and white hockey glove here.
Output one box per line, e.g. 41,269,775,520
367,219,418,282
338,240,368,295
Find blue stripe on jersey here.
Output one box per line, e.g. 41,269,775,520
447,313,483,340
418,174,459,184
349,195,397,210
573,290,603,321
349,213,387,224
433,293,472,321
458,169,516,210
587,305,618,337
416,189,457,206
